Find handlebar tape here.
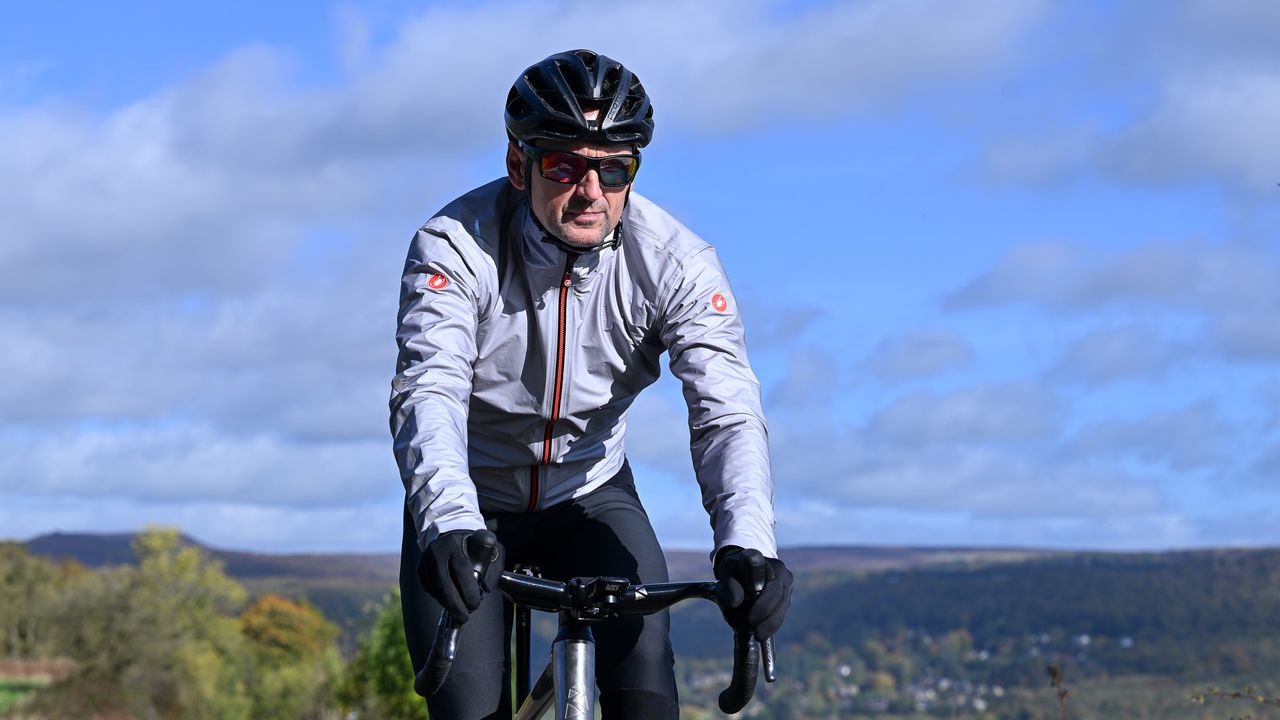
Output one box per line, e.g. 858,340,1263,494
718,630,760,714
415,530,499,697
718,554,778,705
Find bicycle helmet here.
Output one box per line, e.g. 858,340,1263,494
505,49,654,148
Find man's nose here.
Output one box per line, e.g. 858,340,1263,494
575,169,604,201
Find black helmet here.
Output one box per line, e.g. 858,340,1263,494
505,49,654,148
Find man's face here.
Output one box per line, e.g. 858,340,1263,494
506,138,636,249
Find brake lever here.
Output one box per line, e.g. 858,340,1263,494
415,530,499,697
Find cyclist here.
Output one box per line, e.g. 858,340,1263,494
391,49,792,719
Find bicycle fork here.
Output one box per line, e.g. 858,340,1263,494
515,614,596,720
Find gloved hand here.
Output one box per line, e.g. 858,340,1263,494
714,547,793,642
417,529,504,623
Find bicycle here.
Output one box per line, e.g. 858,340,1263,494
415,531,777,719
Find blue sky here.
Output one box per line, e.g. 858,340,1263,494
2,0,1278,554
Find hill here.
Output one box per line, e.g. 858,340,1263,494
21,532,1280,717
24,531,1057,581
24,532,402,644
673,547,1280,678
24,531,400,582
22,532,1056,647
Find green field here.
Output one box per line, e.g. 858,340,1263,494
0,677,47,714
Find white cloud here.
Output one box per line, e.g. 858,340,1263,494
866,381,1059,447
740,301,822,348
0,267,393,441
947,239,1280,314
981,130,1098,189
308,0,1051,151
1210,313,1280,364
1104,73,1280,194
1155,1,1280,75
1190,510,1280,547
760,376,1168,523
0,89,369,305
9,0,1272,553
945,240,1088,310
4,7,1041,501
983,74,1280,196
0,0,1054,311
0,424,393,507
633,367,1158,540
979,1,1280,197
773,430,1162,520
0,495,404,554
864,328,973,383
1049,324,1180,386
948,238,1280,384
775,503,1197,550
1063,401,1227,472
638,0,1051,132
768,347,845,412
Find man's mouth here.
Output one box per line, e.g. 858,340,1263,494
566,208,603,223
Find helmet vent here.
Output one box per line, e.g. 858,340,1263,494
601,67,621,98
505,50,654,147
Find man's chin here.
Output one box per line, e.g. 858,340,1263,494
553,225,609,249
563,235,605,249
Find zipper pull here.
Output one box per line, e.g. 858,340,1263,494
562,254,577,288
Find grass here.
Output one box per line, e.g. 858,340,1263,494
0,677,48,713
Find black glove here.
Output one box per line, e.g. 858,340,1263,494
714,547,793,642
417,529,504,623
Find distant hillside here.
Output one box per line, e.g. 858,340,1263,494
26,531,169,568
22,531,1057,647
24,532,1280,716
24,531,400,582
672,546,1280,683
24,532,403,645
23,532,1053,584
29,532,1280,683
670,544,1062,580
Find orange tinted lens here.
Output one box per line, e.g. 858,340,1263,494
540,152,587,183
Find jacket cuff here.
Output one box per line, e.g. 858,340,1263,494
406,488,485,551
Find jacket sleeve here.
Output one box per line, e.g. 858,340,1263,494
390,224,488,551
659,246,778,560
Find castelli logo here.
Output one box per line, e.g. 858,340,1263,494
711,293,728,312
428,273,449,290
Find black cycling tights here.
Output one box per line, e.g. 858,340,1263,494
400,463,680,719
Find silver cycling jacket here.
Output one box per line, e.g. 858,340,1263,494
391,178,777,560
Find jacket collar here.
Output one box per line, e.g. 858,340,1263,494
516,200,618,273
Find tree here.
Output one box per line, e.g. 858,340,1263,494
336,588,427,720
240,594,341,719
34,528,252,719
0,543,72,658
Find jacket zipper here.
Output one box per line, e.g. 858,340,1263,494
528,254,577,512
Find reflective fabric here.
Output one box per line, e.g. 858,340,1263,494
390,179,776,561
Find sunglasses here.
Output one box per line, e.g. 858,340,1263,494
522,144,641,188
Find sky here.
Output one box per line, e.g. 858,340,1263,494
2,0,1278,555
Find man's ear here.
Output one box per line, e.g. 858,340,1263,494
506,141,526,190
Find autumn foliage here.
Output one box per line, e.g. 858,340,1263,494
0,529,417,719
